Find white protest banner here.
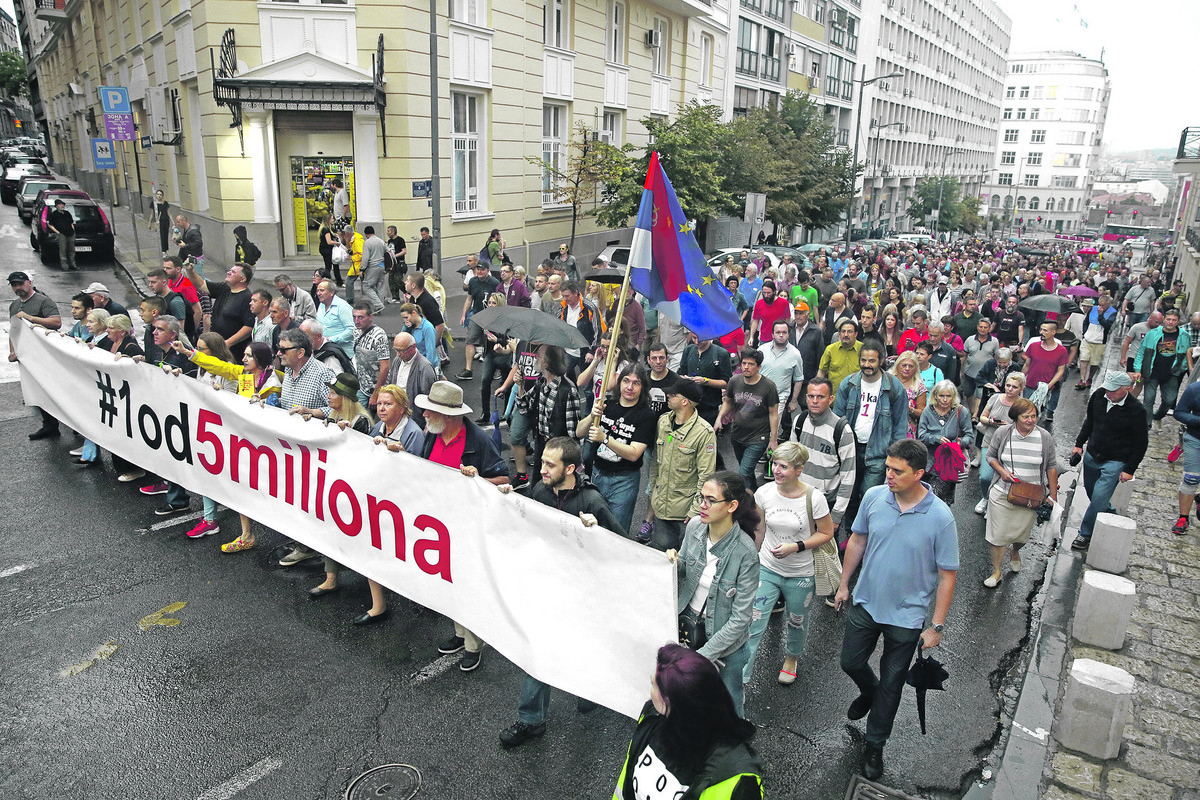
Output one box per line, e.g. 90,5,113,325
13,322,678,718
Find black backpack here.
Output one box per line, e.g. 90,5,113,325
789,409,854,447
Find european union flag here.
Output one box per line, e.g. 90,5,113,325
628,152,743,341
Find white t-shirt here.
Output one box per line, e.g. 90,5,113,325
854,376,883,443
687,538,719,614
755,483,830,578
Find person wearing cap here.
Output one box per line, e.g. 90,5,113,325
8,271,63,440
1069,372,1148,550
789,270,819,313
642,378,717,551
926,276,954,322
790,300,824,392
48,198,77,270
85,282,130,323
417,380,508,671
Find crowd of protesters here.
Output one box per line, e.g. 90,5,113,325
9,226,1176,790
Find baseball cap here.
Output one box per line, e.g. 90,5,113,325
668,378,703,405
83,282,110,296
7,270,30,284
1101,372,1133,391
793,300,811,313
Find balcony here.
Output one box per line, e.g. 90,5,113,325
646,0,713,18
761,56,780,83
1178,127,1200,160
34,0,68,22
736,48,758,77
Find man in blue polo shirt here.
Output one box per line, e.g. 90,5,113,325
835,438,958,782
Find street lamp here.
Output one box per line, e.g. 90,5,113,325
868,121,904,235
934,148,965,241
844,68,904,253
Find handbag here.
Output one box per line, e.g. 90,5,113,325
808,486,843,597
678,608,708,650
1003,432,1047,508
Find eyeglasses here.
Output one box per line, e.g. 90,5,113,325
277,345,300,353
696,494,730,508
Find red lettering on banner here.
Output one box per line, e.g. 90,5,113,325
230,435,279,496
196,409,225,475
367,495,405,559
413,514,452,583
279,440,295,505
315,449,328,520
329,479,362,536
298,444,311,512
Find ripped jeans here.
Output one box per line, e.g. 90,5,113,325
742,565,816,684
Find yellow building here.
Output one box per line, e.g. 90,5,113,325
20,0,727,272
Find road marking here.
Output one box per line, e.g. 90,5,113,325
194,757,283,800
135,510,202,535
0,563,34,578
61,640,120,677
409,653,460,686
1012,721,1049,741
0,224,17,237
139,601,187,631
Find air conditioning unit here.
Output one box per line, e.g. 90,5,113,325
831,8,845,27
147,86,183,146
597,130,613,144
645,29,661,48
788,42,800,57
888,42,894,50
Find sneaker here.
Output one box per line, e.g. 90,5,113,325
459,649,483,672
970,452,981,468
279,546,319,567
455,370,474,380
186,519,220,539
499,720,546,747
1173,516,1189,535
438,635,466,654
512,472,531,491
636,520,654,544
118,470,147,483
824,596,837,608
69,446,85,457
154,503,190,516
974,498,988,515
139,482,168,496
1070,536,1090,551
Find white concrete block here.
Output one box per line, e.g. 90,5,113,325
1086,513,1137,574
1074,570,1137,649
1054,658,1136,759
1109,477,1137,516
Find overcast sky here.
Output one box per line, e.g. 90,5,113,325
1,0,1191,154
998,0,1197,154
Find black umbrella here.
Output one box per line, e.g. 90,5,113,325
906,649,950,735
468,306,590,349
1018,294,1080,315
457,264,502,279
584,267,627,285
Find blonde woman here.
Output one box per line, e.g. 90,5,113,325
975,372,1026,514
891,351,926,438
918,379,974,503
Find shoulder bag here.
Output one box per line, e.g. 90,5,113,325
1004,428,1047,509
806,485,843,597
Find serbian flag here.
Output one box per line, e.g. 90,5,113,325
628,152,742,341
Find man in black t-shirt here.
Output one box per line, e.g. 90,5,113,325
385,225,407,302
645,343,680,418
47,199,77,270
715,347,780,490
9,270,62,439
992,295,1026,352
678,335,734,426
457,257,500,380
185,260,255,360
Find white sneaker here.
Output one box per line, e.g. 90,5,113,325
974,498,987,515
970,452,981,468
69,446,85,457
118,470,147,483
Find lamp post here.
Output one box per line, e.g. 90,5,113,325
868,120,904,235
934,148,965,242
844,67,904,254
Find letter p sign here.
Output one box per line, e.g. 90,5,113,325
99,86,130,115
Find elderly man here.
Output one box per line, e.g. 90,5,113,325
925,323,961,385
273,274,317,322
313,278,355,360
85,281,129,322
1122,273,1157,326
820,292,855,348
8,271,62,439
268,297,300,358
185,260,255,360
418,381,508,671
300,318,354,374
352,301,391,410
173,214,203,270
1075,295,1118,390
135,315,198,507
387,331,437,427
819,319,862,392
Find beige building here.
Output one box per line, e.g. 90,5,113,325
1171,127,1200,309
20,0,726,273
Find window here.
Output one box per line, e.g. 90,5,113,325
450,0,482,26
1057,198,1065,211
733,86,758,118
762,90,780,111
1019,86,1029,98
827,53,842,95
810,54,821,83
1058,129,1086,145
652,17,669,75
1052,175,1078,188
1027,152,1042,165
1046,85,1057,98
1026,175,1039,187
699,34,713,87
1029,197,1040,210
1003,196,1014,210
762,29,782,82
1029,108,1039,120
846,17,858,53
842,58,854,100
998,173,1013,186
811,0,824,24
452,93,482,215
1016,196,1026,209
1016,108,1026,120
990,195,1001,208
1030,129,1046,143
1012,63,1024,73
601,110,621,144
542,104,567,206
606,0,624,63
762,0,785,21
830,19,844,48
1062,153,1081,167
737,18,760,76
544,0,566,48
1003,129,1018,143
1032,86,1043,99
1002,108,1012,120
1000,151,1015,165
1005,86,1015,98
1067,198,1075,211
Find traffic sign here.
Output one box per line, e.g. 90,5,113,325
92,138,116,170
104,113,135,141
140,135,151,150
99,86,131,115
412,180,431,198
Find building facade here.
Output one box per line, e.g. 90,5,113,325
980,50,1110,237
18,0,728,273
1171,128,1200,307
0,7,34,139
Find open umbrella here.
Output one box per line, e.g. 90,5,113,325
469,306,590,350
584,267,626,285
1058,285,1099,298
1078,247,1100,256
1019,294,1080,315
906,648,950,735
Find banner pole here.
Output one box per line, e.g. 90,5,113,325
589,261,635,425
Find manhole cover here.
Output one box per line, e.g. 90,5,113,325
843,774,922,800
345,764,421,800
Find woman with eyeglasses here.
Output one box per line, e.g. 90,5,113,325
666,471,761,718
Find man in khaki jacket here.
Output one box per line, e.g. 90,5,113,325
642,379,717,552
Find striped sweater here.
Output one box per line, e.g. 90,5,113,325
791,408,857,525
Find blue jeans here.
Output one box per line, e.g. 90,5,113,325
846,448,888,529
716,641,751,719
591,468,641,535
979,456,996,499
165,481,189,508
732,439,768,491
81,438,98,462
1143,374,1182,429
742,567,816,684
1079,451,1126,540
1128,312,1149,327
517,674,552,725
840,602,923,748
344,274,356,305
1022,384,1062,414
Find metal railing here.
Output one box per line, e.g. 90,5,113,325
1178,127,1200,160
1187,227,1200,252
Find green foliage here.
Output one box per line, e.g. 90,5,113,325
960,195,984,235
527,122,628,250
0,51,27,99
907,175,964,232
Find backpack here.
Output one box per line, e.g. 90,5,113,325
478,241,493,265
790,409,854,447
383,248,396,272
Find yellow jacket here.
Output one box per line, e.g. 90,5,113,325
190,350,283,401
345,232,364,277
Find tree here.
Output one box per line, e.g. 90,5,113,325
0,51,28,99
907,175,964,232
959,195,984,235
527,122,627,251
593,102,736,230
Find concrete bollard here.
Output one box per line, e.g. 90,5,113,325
1109,477,1137,516
1087,513,1137,574
1073,570,1136,649
1054,658,1135,759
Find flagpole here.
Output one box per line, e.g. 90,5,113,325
589,261,635,426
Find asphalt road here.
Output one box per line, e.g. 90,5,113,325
0,194,1097,800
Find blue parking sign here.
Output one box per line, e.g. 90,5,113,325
98,86,131,115
92,138,117,170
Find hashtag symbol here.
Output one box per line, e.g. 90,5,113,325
96,371,118,427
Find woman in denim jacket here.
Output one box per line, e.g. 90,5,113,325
667,471,761,718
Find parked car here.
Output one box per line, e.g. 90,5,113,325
705,247,781,276
2,151,45,170
31,194,114,265
596,244,630,269
1,162,52,204
758,245,813,271
16,177,70,223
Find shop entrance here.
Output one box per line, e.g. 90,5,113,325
274,111,354,259
288,155,356,254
